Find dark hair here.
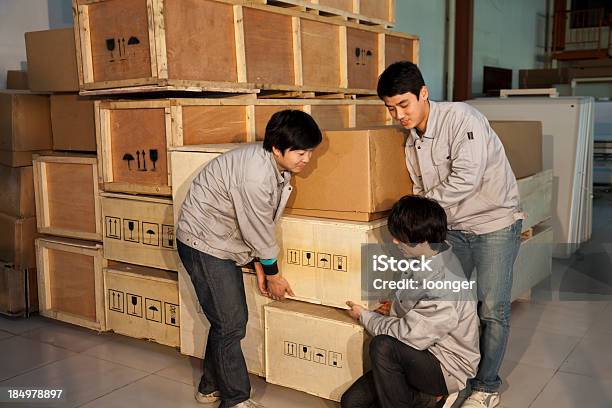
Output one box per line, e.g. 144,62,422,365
377,61,426,100
388,195,447,245
263,110,322,153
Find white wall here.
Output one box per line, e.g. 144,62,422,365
394,0,448,101
0,0,72,88
472,0,547,96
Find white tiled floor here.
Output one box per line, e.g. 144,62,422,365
0,191,609,407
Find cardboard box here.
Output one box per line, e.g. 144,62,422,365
25,28,79,92
51,94,96,152
0,213,37,269
286,127,412,221
6,71,28,90
33,155,101,241
105,262,179,347
0,91,52,152
519,68,569,89
101,193,178,271
179,270,273,377
279,215,392,309
490,121,543,179
265,300,369,401
0,262,38,317
0,150,50,167
36,237,106,331
0,165,35,217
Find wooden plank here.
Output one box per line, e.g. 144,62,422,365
234,5,248,83
77,5,94,84
292,17,304,86
151,0,168,79
339,25,349,88
33,155,102,241
36,237,106,331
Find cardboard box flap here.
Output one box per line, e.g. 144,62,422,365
106,261,177,283
265,300,359,326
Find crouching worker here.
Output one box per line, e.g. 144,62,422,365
176,110,322,408
343,195,480,408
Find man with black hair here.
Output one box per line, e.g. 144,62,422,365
375,61,523,408
176,110,322,408
344,195,480,408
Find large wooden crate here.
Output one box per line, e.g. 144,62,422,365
96,97,389,195
0,213,37,269
0,91,52,152
72,0,417,95
265,300,368,401
180,269,273,377
0,164,35,217
33,155,102,241
279,215,392,309
0,262,38,317
36,237,106,331
100,193,178,271
51,94,97,152
105,262,179,347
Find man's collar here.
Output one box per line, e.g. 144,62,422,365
410,100,437,142
268,150,288,184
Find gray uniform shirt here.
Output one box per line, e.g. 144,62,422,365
360,246,480,393
406,101,524,234
176,144,292,265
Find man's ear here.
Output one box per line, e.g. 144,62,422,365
272,146,282,157
420,86,429,101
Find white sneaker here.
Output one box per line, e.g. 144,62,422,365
461,391,500,408
232,400,265,408
195,390,221,404
442,392,459,408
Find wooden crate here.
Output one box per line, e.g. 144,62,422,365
0,164,35,217
180,268,273,376
0,262,38,317
96,97,390,195
105,262,179,347
0,213,37,269
511,222,553,301
278,215,392,309
72,0,417,95
517,169,553,233
100,192,178,271
51,94,97,152
36,237,106,331
0,91,52,152
265,300,368,401
33,155,102,241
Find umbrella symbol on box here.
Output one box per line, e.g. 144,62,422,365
142,223,159,246
145,299,162,322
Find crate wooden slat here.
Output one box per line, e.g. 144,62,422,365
72,0,417,96
100,193,178,271
36,237,106,331
33,154,102,241
252,0,395,28
96,97,391,196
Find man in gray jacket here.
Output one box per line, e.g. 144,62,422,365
376,62,523,408
176,110,322,408
344,195,480,408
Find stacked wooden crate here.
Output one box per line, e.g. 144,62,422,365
0,84,52,316
22,27,105,330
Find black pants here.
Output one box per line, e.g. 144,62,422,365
177,240,250,408
341,335,448,408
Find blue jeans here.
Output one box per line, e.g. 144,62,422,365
177,240,250,408
447,220,522,394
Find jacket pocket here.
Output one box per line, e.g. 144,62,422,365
432,148,452,183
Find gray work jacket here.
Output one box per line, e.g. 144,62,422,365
176,144,292,265
360,246,481,393
406,101,524,235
